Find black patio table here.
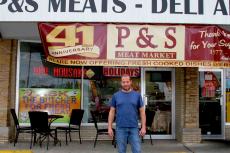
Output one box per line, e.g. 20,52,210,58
48,114,64,126
48,114,64,145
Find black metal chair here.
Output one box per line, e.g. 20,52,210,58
91,110,116,148
56,109,84,145
142,109,155,145
10,108,32,146
28,111,57,150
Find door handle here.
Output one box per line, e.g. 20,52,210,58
144,96,148,105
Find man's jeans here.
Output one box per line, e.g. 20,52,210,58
116,127,141,153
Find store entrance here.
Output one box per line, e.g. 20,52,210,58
199,69,224,139
142,68,175,139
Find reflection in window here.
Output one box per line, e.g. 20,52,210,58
19,42,141,124
199,71,222,135
19,42,82,123
83,67,141,123
145,71,172,134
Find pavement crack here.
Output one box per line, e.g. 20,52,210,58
183,144,194,153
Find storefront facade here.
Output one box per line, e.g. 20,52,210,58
1,0,230,144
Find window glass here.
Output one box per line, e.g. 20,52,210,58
19,42,141,124
83,66,141,123
19,42,82,123
199,71,222,135
145,71,172,134
226,70,230,123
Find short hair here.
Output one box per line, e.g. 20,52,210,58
121,74,131,80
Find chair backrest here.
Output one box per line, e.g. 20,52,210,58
90,111,98,130
145,109,155,128
69,109,84,126
29,111,49,132
10,109,20,129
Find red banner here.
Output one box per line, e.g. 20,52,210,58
185,26,230,61
38,23,107,60
38,23,230,67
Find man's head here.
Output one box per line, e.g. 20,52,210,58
121,74,132,91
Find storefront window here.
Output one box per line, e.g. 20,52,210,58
144,70,172,135
199,71,222,135
226,70,230,123
83,66,141,123
19,42,82,123
18,44,141,124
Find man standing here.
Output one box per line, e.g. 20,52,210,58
108,74,146,153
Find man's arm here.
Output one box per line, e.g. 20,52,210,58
139,107,146,136
108,107,116,137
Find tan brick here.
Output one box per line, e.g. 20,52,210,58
175,67,201,143
0,40,17,143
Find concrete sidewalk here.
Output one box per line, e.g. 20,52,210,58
0,140,230,153
186,140,230,153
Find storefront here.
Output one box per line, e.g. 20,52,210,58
16,40,174,138
16,40,177,138
1,0,230,143
12,23,230,141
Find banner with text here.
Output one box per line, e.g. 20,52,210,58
39,23,230,68
186,26,230,62
19,88,81,123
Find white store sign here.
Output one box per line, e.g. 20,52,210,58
0,0,230,24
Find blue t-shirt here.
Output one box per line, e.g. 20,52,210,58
110,90,144,128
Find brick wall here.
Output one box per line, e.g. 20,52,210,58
0,40,17,143
175,67,185,142
175,67,201,143
8,40,17,142
183,67,201,143
184,67,199,128
225,125,230,140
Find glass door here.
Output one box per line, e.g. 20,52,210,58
199,69,224,138
142,68,175,139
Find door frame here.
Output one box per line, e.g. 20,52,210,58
199,68,225,140
141,67,175,139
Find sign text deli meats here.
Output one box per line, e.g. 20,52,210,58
39,23,230,68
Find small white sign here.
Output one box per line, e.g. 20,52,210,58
226,70,230,78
